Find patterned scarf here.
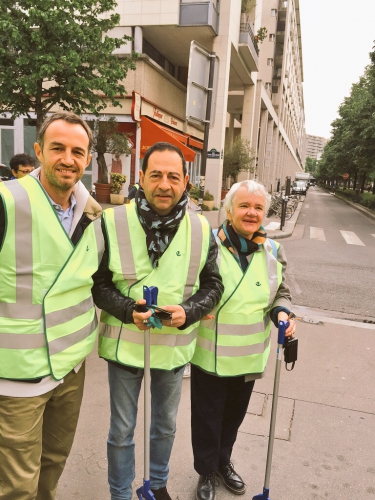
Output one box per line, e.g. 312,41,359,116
135,188,188,268
217,220,267,271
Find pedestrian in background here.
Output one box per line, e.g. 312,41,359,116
10,153,36,179
92,142,223,500
0,112,103,500
190,180,296,500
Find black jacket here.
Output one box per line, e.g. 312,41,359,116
92,219,224,329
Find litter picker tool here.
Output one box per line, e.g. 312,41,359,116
136,285,158,500
252,320,297,500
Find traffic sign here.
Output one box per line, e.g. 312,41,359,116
343,173,349,180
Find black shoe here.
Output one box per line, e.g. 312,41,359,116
153,486,172,500
196,472,217,500
217,463,246,495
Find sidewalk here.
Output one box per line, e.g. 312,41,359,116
56,314,375,500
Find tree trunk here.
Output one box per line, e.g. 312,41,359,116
360,172,366,194
97,153,109,184
372,178,375,195
35,79,45,133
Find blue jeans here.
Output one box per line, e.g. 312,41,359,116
107,362,184,500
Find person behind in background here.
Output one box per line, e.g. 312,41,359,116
10,153,36,179
190,180,296,500
0,112,103,500
127,181,140,200
92,141,223,500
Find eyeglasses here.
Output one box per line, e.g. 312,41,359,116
18,169,34,174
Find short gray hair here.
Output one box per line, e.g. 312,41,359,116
223,180,271,214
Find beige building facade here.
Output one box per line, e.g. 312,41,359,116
0,0,306,200
306,134,328,161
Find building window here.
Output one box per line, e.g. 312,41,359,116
267,58,273,66
271,9,277,16
269,34,275,42
265,82,271,90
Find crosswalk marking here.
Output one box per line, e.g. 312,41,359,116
340,230,365,246
310,227,326,241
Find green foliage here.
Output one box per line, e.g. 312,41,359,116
189,185,200,200
305,156,318,173
92,117,132,184
317,54,375,186
0,0,137,130
241,0,256,14
256,27,268,43
223,136,255,183
109,172,127,194
335,188,375,211
203,190,214,201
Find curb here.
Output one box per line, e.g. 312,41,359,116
332,193,375,221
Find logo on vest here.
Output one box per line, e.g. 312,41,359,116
86,246,89,251
255,282,261,286
176,251,181,256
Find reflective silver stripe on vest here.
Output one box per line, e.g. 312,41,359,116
197,333,271,357
0,332,46,349
45,296,94,329
48,314,98,356
113,206,137,280
101,324,197,347
93,217,105,265
264,240,279,309
218,316,270,336
217,334,271,357
183,212,203,302
0,181,42,320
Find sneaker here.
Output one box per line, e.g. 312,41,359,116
217,462,246,495
183,363,191,378
152,486,172,500
196,472,218,500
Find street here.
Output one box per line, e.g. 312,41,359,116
56,190,375,500
283,186,375,319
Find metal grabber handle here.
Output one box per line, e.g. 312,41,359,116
252,320,288,500
136,286,158,500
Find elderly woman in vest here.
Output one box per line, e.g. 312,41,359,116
191,180,296,500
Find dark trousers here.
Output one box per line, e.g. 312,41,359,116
191,364,255,476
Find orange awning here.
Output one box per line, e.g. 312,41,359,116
188,137,204,150
140,116,196,162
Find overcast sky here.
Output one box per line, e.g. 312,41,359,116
299,0,375,139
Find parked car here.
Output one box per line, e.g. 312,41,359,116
292,180,307,195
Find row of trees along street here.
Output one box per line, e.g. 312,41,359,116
316,43,375,206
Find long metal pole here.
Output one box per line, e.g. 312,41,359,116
144,328,151,480
198,52,216,208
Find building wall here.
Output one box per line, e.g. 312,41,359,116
306,134,328,160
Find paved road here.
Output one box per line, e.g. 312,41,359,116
282,186,375,319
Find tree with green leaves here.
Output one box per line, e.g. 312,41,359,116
223,136,255,184
0,0,137,131
317,57,375,192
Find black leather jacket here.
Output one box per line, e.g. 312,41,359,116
92,220,224,329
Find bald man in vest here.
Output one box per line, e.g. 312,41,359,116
92,142,223,500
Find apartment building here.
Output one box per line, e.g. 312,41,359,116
0,0,306,199
306,133,328,160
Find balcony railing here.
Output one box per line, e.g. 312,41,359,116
179,1,220,35
239,22,259,55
